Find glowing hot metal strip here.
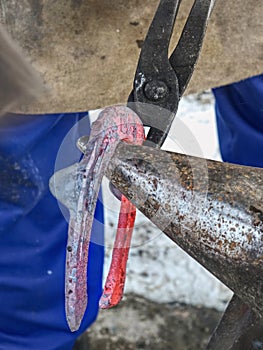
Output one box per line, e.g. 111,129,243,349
99,195,137,309
50,105,144,331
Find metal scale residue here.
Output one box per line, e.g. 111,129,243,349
49,106,144,332
107,142,263,319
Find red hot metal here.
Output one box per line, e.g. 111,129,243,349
50,106,144,331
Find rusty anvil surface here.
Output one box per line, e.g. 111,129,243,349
0,0,262,113
107,143,263,320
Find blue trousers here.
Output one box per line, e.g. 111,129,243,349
213,74,263,167
0,112,104,350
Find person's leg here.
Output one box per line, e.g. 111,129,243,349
0,112,104,350
212,75,263,349
213,74,263,167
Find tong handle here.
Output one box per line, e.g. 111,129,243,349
170,0,217,97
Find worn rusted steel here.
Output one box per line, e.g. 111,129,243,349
106,143,263,318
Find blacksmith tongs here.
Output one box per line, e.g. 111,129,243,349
128,0,217,147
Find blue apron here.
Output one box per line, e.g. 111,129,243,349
213,73,263,167
0,112,104,350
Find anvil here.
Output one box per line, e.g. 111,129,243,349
106,142,263,349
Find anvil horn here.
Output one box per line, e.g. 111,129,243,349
106,143,263,318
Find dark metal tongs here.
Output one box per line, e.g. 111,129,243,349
107,0,216,199
128,0,216,147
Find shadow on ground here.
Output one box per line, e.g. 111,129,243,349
74,293,222,350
